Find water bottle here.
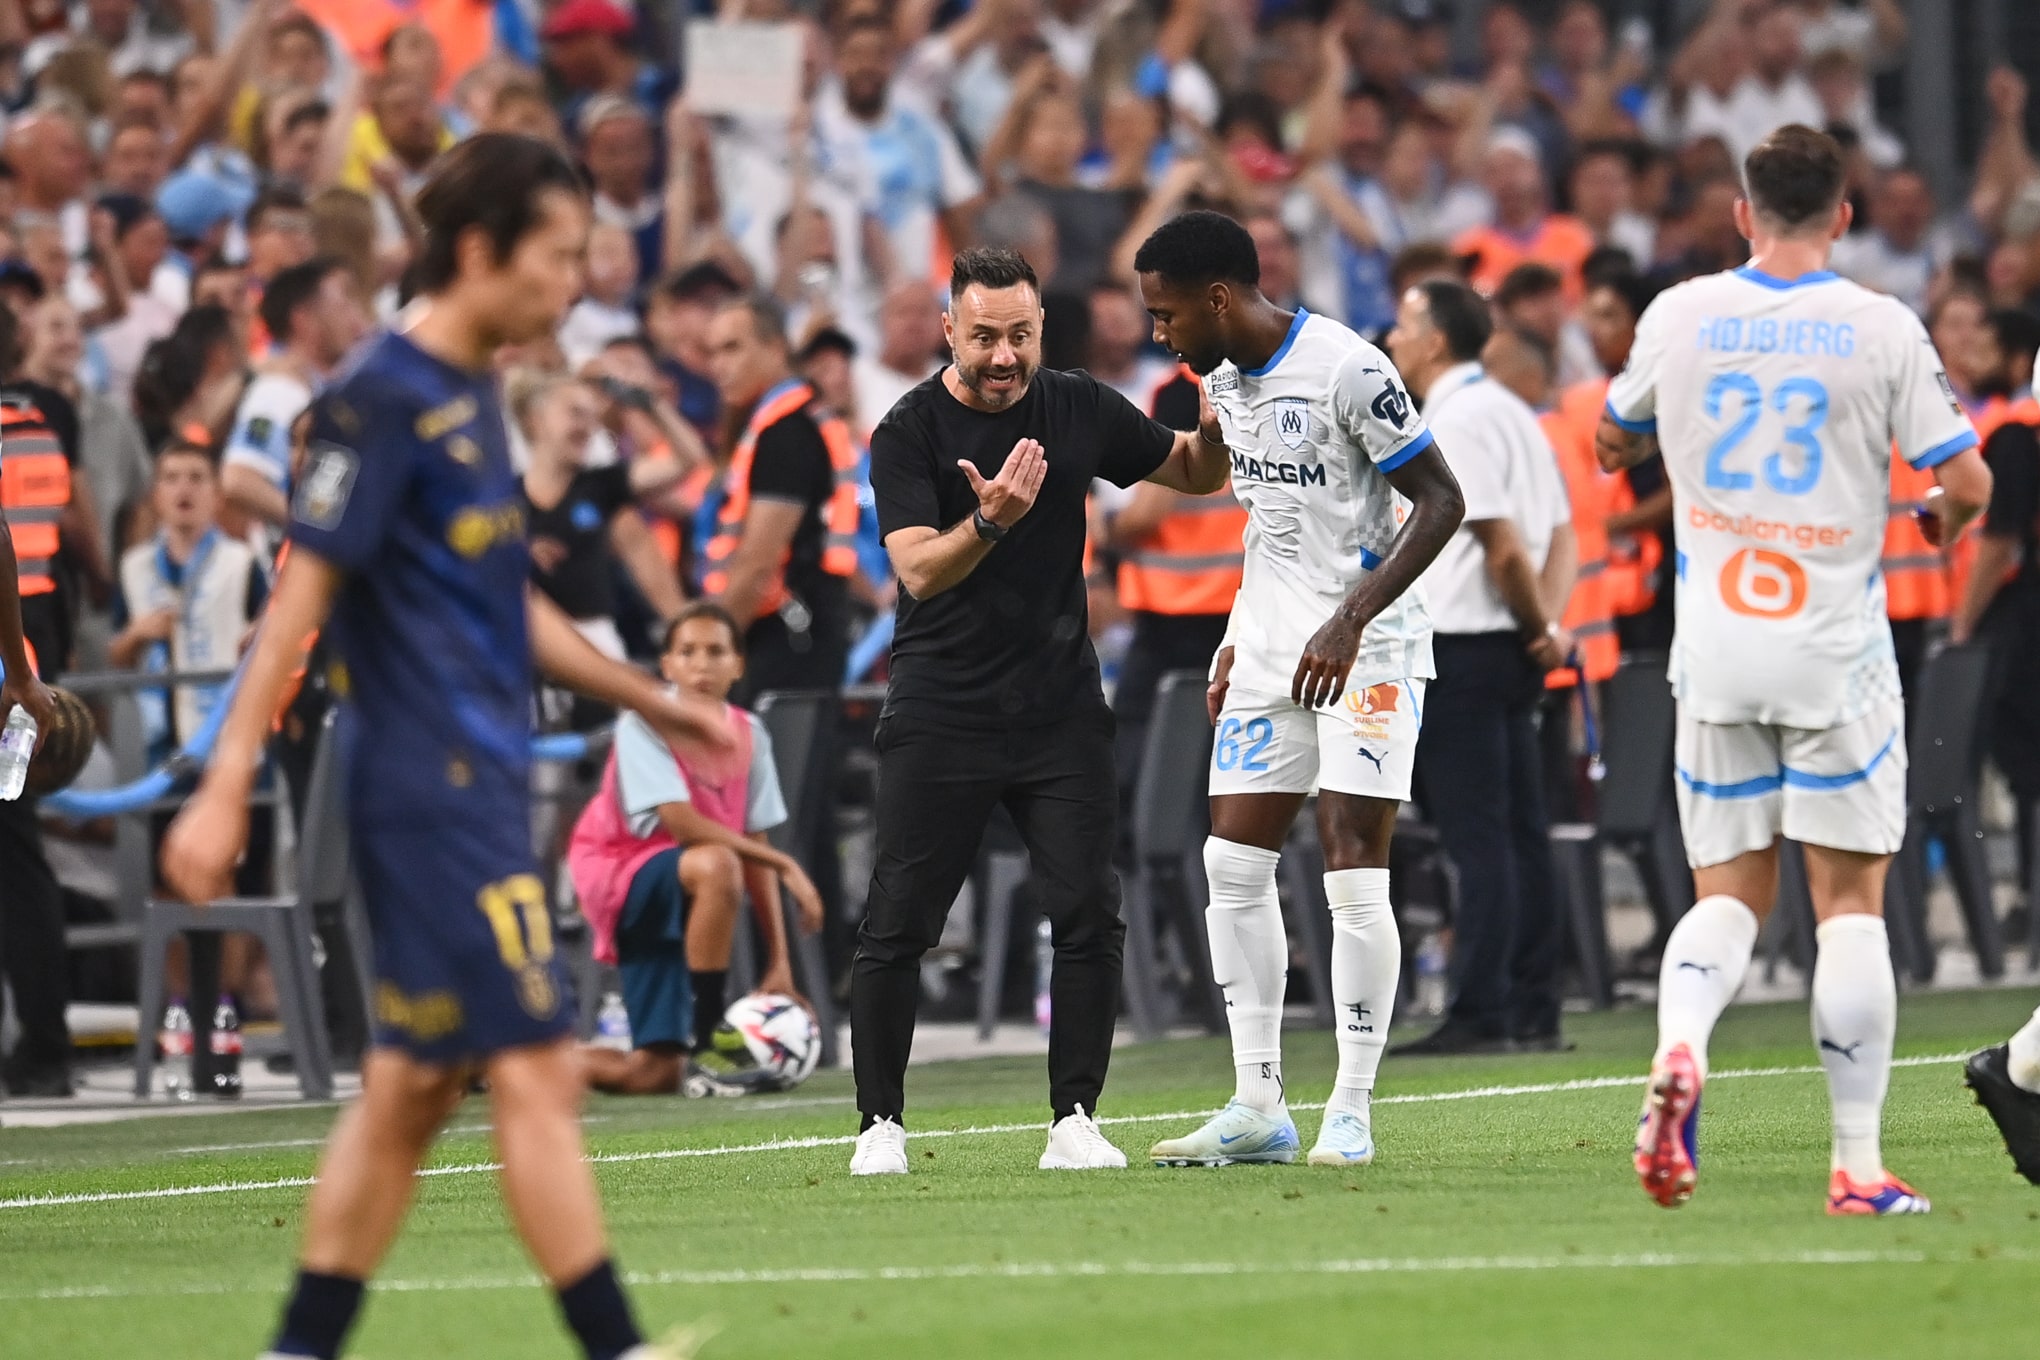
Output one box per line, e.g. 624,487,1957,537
0,705,35,801
209,995,243,1099
1033,918,1054,1035
1414,933,1449,1018
595,992,632,1051
159,999,195,1101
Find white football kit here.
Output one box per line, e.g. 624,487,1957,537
1606,265,1978,866
1205,310,1437,801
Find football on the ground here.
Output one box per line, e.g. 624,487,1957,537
27,686,94,795
723,993,822,1088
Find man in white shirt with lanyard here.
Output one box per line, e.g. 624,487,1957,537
1387,279,1578,1058
1599,125,1992,1216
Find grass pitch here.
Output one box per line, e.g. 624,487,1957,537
4,988,2038,1359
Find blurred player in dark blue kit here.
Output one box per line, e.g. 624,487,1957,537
161,134,728,1360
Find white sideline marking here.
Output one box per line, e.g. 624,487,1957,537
15,1246,2034,1305
0,1052,1970,1211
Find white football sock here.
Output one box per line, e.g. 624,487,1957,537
1324,868,1398,1119
2006,1005,2040,1094
1811,914,1896,1182
1654,894,1759,1076
1203,837,1288,1112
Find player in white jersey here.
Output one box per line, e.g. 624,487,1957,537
1598,126,1992,1215
1131,211,1466,1167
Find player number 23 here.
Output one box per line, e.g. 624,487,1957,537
1702,372,1828,496
477,874,554,969
1215,717,1275,772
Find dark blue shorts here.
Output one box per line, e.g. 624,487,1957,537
617,847,692,1049
353,816,575,1065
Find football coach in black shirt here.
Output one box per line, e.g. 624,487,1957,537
848,246,1232,1175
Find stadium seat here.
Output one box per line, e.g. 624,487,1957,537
1122,670,1221,1040
132,710,352,1102
752,690,843,1068
1595,655,1694,955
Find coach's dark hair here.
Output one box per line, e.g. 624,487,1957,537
1743,124,1846,231
1495,261,1563,309
259,256,343,346
662,599,746,656
1132,210,1260,289
412,133,587,294
949,246,1038,299
1584,265,1657,325
716,292,789,349
1414,279,1493,363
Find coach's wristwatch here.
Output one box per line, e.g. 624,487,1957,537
972,509,1008,542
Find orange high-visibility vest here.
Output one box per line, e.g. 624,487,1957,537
1453,214,1598,305
1946,394,2040,610
1540,407,1619,689
1882,446,1951,622
1117,368,1246,617
0,399,71,597
701,381,860,617
1557,379,1660,618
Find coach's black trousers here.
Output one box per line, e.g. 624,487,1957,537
1415,632,1562,1039
852,707,1124,1123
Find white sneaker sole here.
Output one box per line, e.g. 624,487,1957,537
1039,1154,1127,1170
850,1162,908,1176
1150,1148,1298,1167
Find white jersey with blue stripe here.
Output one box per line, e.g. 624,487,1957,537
1606,265,1978,729
1208,309,1437,701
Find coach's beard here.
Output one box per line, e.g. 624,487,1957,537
954,353,1035,409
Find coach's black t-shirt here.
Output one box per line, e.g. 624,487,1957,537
872,366,1176,727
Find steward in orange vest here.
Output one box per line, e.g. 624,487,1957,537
0,391,83,679
1537,406,1619,690
703,372,861,695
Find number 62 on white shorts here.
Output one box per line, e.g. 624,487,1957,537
1207,680,1428,802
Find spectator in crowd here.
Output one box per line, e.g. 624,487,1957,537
701,293,857,695
19,295,151,583
989,58,1135,293
91,192,181,401
6,109,94,257
103,115,171,199
1569,140,1655,269
1494,261,1598,388
642,261,739,440
578,94,664,286
221,257,367,535
540,0,672,128
1454,128,1595,302
131,301,243,452
818,14,983,288
558,220,640,367
852,279,943,438
1389,279,1574,1056
570,601,821,1095
511,369,687,663
1831,167,1948,316
1672,0,1823,164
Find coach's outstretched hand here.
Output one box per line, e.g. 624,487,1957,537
961,437,1046,529
1294,613,1363,711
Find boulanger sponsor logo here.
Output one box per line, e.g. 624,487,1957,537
1686,503,1855,549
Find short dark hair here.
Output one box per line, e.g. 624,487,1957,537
1495,262,1563,309
412,133,587,294
657,260,740,304
949,245,1039,298
1132,210,1260,288
1584,266,1656,323
246,182,307,233
717,292,788,347
1986,308,2040,367
1743,124,1847,230
156,435,220,470
1414,279,1493,363
601,331,657,361
662,599,745,656
262,257,345,343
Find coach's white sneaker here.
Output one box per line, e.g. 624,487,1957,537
1149,1099,1300,1166
1040,1105,1127,1169
850,1116,909,1175
1306,1111,1376,1167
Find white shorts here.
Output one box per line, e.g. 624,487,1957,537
1208,681,1427,802
1674,697,1907,869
